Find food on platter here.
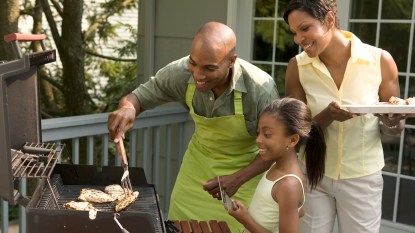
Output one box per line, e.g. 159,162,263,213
405,97,415,105
78,188,117,203
115,191,139,212
389,96,415,105
388,96,407,105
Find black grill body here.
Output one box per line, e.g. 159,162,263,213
26,164,165,233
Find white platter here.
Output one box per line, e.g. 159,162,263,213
343,103,415,114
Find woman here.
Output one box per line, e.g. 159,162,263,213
283,0,405,232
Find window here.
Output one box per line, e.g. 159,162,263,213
252,0,296,97
349,0,415,227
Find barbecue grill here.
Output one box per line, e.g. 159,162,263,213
0,33,166,233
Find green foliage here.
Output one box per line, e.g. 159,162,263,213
8,204,19,220
255,0,276,17
95,60,137,112
81,1,138,113
16,0,138,117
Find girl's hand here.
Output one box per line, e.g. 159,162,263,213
228,200,249,223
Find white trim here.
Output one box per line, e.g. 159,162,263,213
227,0,254,61
142,0,155,79
227,0,238,30
381,220,415,233
337,0,351,30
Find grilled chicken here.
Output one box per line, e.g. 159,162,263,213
78,188,116,203
64,200,95,211
64,201,98,220
104,184,125,200
115,191,139,212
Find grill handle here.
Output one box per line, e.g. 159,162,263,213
22,145,52,155
3,33,47,59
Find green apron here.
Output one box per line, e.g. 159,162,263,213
168,84,261,232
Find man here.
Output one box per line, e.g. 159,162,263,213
107,21,279,232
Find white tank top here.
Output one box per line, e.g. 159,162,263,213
246,171,305,233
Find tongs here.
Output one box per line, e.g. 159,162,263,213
218,176,235,211
116,139,133,194
114,213,130,233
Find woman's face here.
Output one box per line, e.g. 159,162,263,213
287,10,332,58
256,112,291,162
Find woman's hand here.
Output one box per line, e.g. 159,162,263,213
326,101,356,122
375,113,406,128
314,101,356,129
376,113,406,135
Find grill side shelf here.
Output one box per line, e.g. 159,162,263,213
12,142,64,179
9,142,63,206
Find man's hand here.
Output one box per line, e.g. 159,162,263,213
203,174,242,199
107,94,140,142
108,107,136,142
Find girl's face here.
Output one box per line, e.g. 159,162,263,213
287,10,332,58
256,112,292,161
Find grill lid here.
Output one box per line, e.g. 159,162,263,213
0,33,56,204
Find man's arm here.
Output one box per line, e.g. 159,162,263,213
227,154,274,195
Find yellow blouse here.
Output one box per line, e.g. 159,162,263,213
297,31,384,179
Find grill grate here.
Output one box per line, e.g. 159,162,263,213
11,142,63,179
36,174,164,232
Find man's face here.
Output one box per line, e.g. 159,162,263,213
188,38,235,94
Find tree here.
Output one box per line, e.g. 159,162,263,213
0,0,20,61
1,0,137,117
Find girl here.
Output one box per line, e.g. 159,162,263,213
229,98,326,233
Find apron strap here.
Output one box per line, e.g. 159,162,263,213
185,84,196,113
234,90,242,115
